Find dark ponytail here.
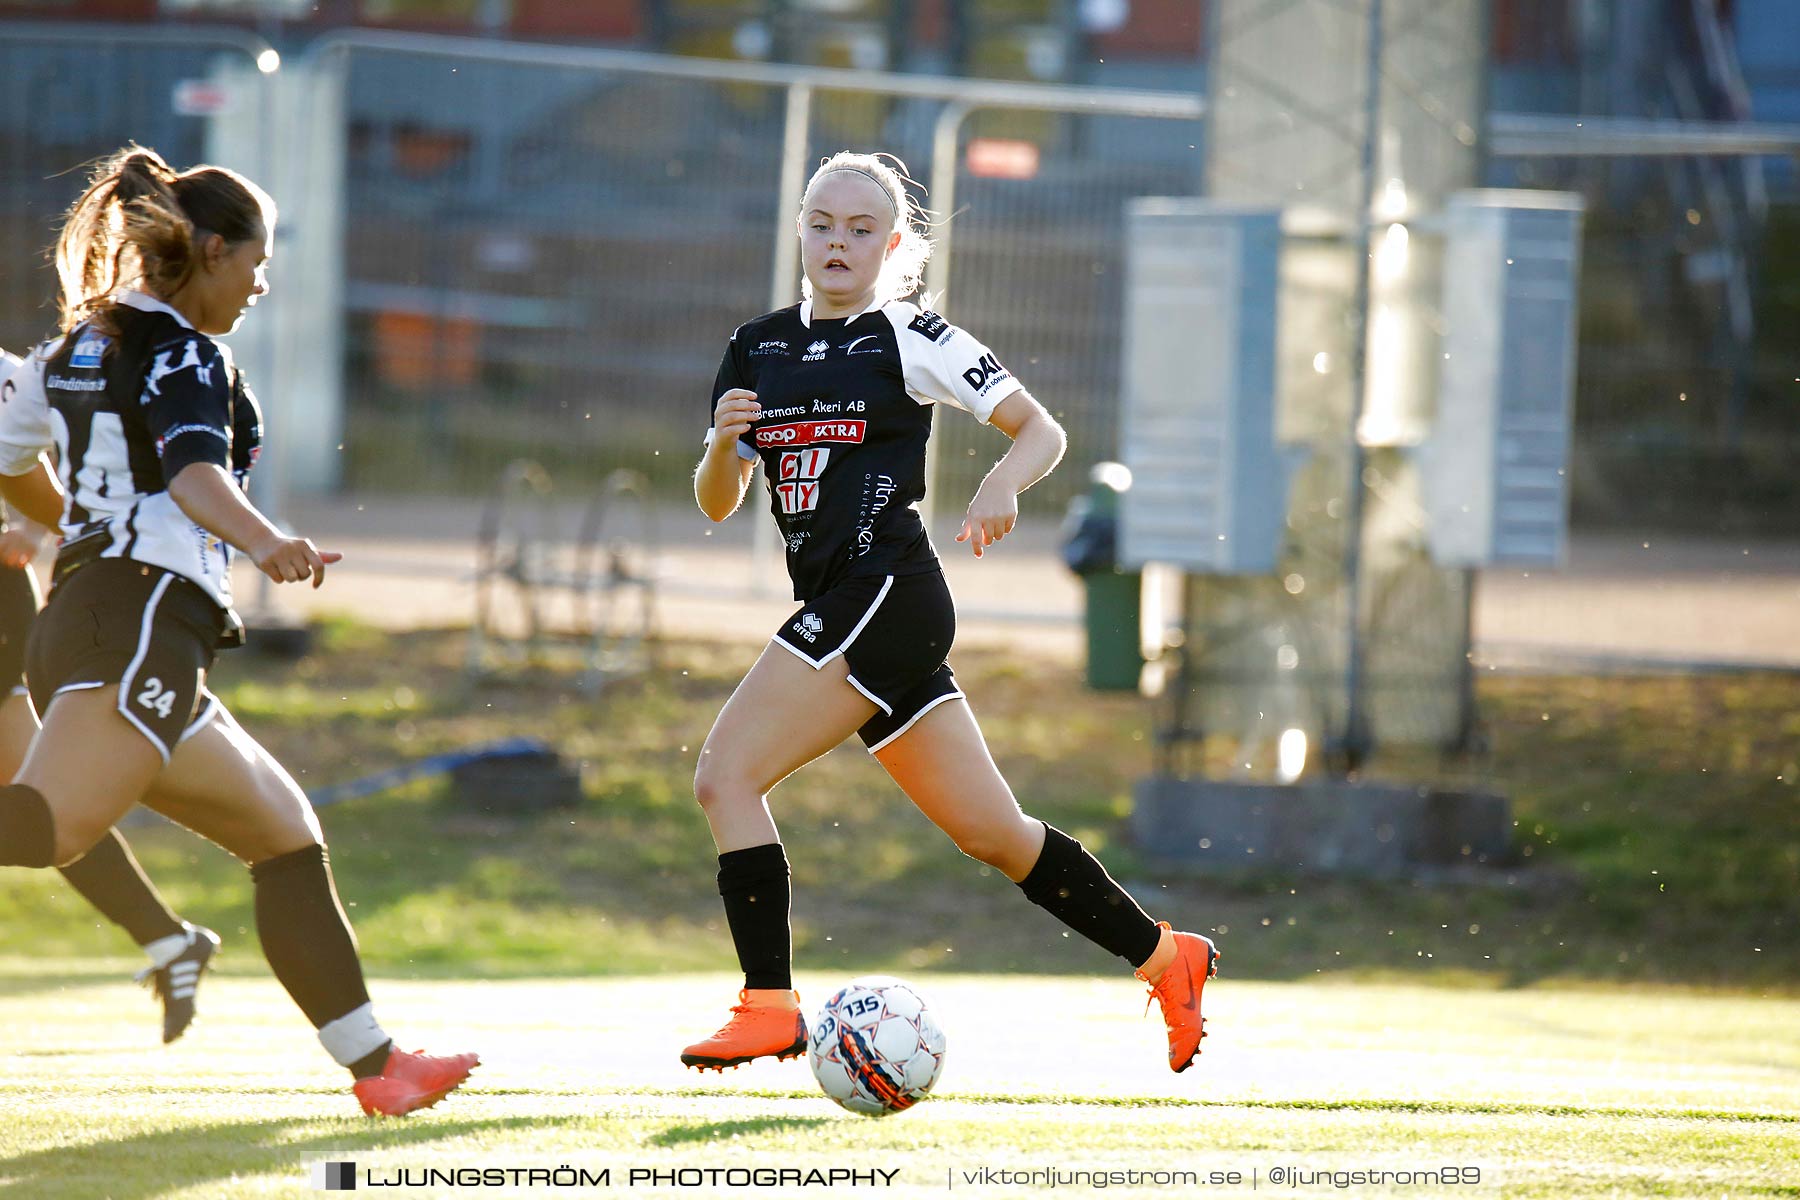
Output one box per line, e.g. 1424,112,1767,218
52,143,274,335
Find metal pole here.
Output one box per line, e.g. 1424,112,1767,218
770,82,812,311
750,81,813,597
250,49,284,621
1336,0,1385,774
1450,565,1481,755
919,99,974,535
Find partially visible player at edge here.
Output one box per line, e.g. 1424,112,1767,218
0,146,477,1116
683,151,1218,1075
0,482,218,1044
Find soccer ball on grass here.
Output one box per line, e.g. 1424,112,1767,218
807,975,946,1116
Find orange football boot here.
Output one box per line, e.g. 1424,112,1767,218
1136,922,1219,1073
680,989,807,1071
353,1047,481,1116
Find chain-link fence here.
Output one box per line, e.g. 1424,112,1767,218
298,32,1207,527
1493,144,1795,535
0,24,275,355
6,24,1791,545
330,45,786,501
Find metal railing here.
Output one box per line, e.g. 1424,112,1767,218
4,22,1797,595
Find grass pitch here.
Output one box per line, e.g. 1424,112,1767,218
2,629,1792,990
0,964,1795,1199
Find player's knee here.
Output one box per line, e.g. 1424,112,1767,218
50,812,110,868
693,756,736,813
950,824,1034,875
245,822,321,864
226,777,322,862
957,813,1044,877
247,805,322,862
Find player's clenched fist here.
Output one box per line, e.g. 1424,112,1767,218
712,389,761,451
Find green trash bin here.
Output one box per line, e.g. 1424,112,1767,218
1061,464,1142,691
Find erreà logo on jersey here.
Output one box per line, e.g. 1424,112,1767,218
754,419,866,449
961,353,1009,396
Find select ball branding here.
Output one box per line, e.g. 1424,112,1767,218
808,976,946,1117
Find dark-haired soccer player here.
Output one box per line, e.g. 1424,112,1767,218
0,145,476,1116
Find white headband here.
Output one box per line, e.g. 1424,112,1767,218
816,166,898,217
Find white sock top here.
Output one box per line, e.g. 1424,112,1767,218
317,1001,391,1068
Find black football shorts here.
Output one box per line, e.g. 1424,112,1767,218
0,562,40,698
772,568,964,752
26,559,227,762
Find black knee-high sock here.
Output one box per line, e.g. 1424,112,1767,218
57,829,185,946
1016,823,1162,968
717,843,792,991
0,783,56,868
251,844,390,1076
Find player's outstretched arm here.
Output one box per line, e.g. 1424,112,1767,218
958,390,1066,559
166,462,340,587
695,388,760,522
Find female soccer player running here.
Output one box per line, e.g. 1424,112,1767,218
0,146,476,1115
684,152,1217,1075
0,484,218,1044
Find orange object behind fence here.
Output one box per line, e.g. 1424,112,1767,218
372,310,480,390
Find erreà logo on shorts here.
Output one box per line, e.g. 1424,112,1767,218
961,353,1010,396
754,419,866,449
793,611,825,643
802,339,830,362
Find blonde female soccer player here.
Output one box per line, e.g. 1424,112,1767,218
683,152,1218,1075
0,146,476,1115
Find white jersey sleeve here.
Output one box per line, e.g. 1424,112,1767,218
0,341,57,478
884,301,1025,425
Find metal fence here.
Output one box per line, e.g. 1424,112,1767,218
307,31,1207,531
0,24,276,355
1,22,1795,552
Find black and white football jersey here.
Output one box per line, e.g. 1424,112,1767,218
0,291,260,613
708,298,1024,600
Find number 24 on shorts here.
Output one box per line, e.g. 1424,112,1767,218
136,677,178,719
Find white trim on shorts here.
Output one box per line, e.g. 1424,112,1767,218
834,574,894,659
844,672,894,716
49,682,221,747
177,690,222,746
771,635,827,670
116,573,176,765
772,574,896,670
864,689,966,754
